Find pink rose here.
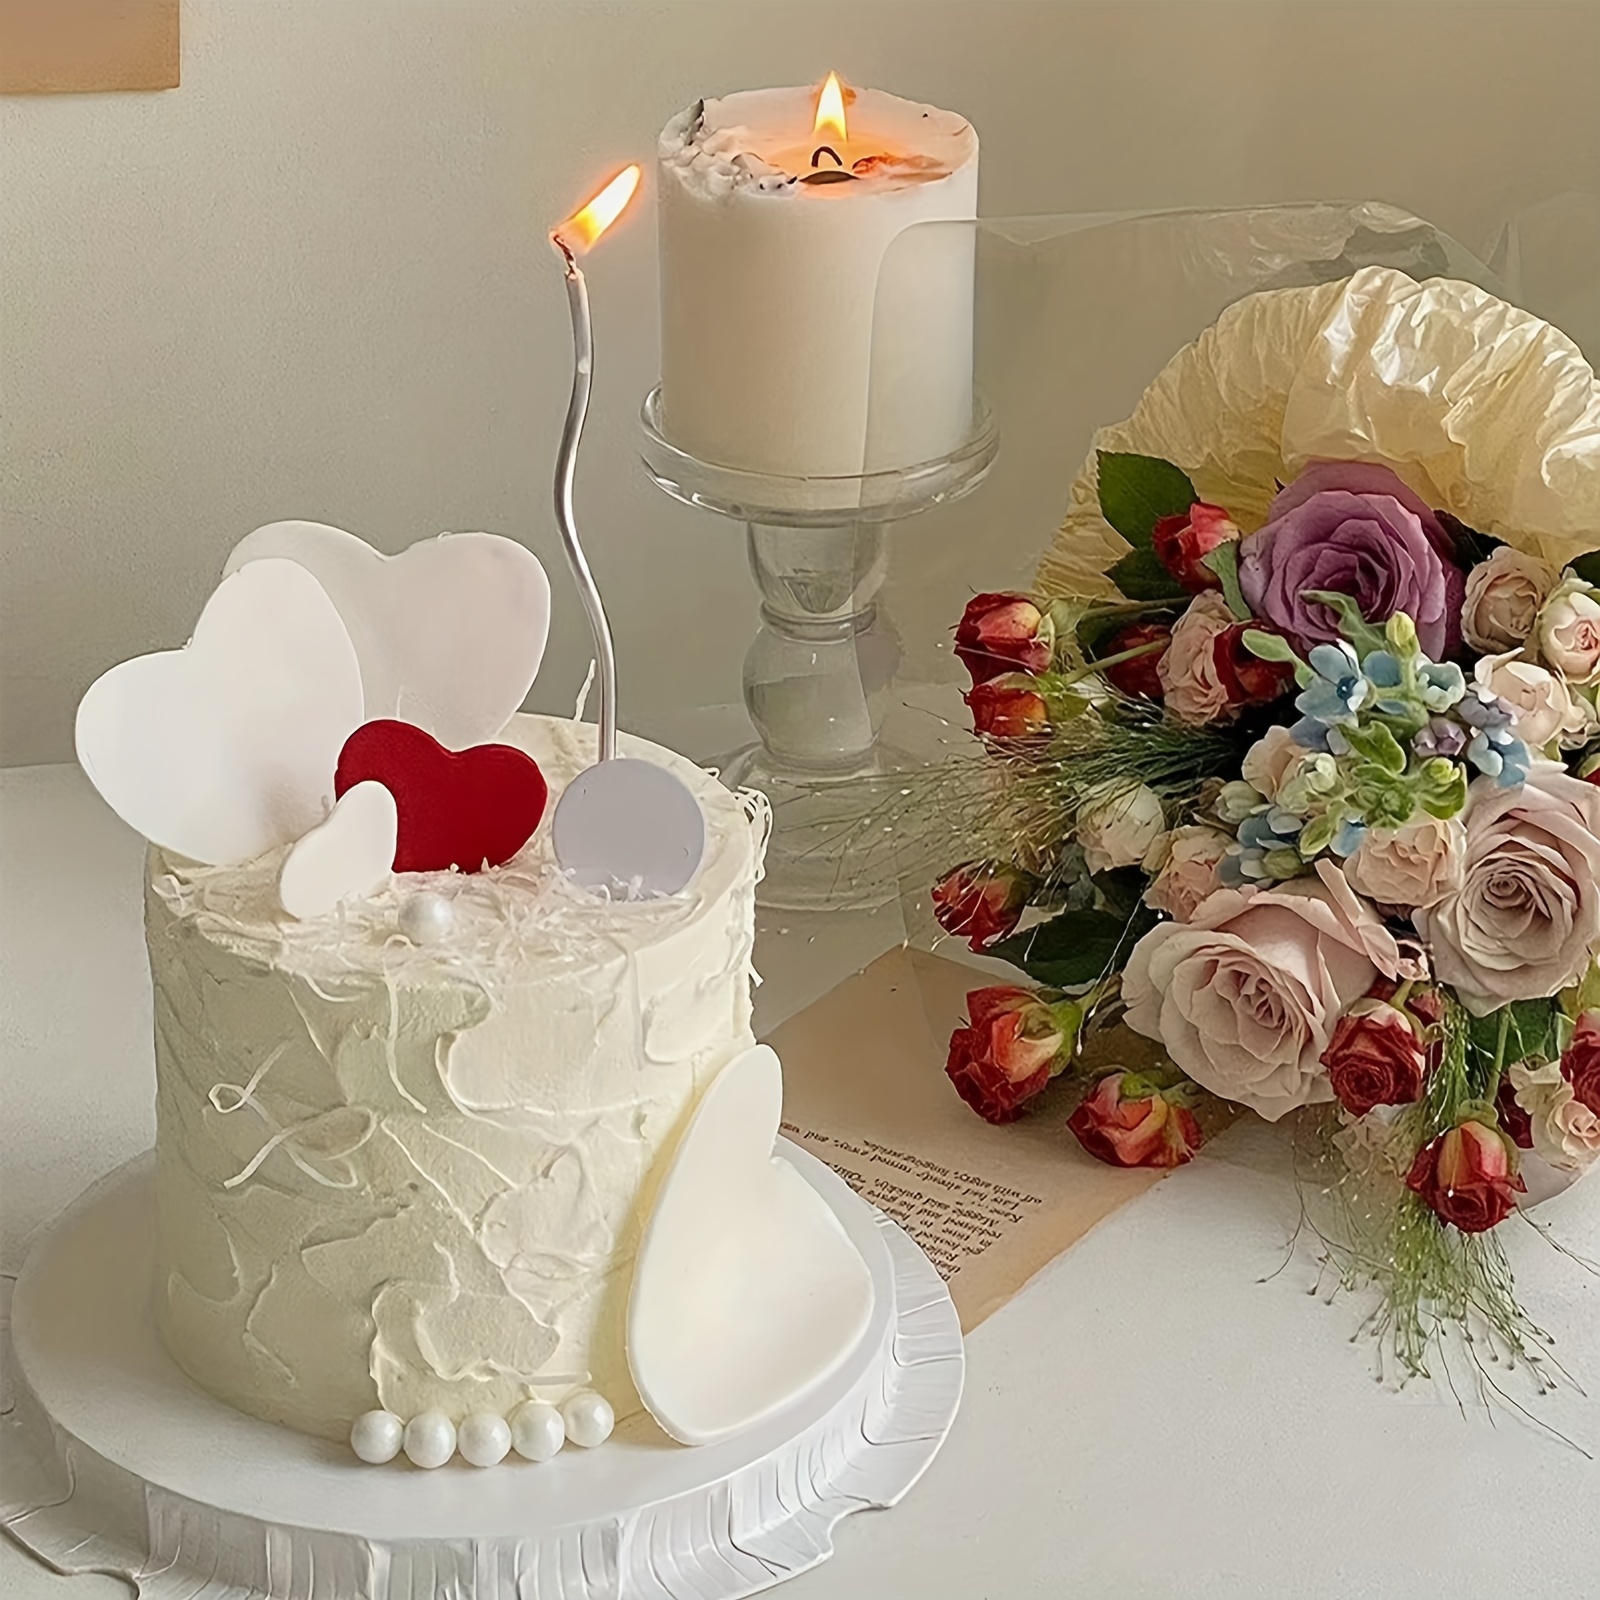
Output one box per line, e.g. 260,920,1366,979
1508,1056,1600,1173
1342,815,1467,911
1320,998,1428,1117
1240,725,1309,802
945,986,1078,1125
1536,578,1600,686
1461,546,1557,653
1151,502,1241,594
1143,825,1232,922
1157,593,1236,725
955,592,1054,684
1416,764,1600,1014
1406,1117,1524,1233
1561,1011,1600,1117
1473,653,1588,752
1121,861,1404,1120
932,860,1033,951
1067,1071,1204,1169
965,676,1051,739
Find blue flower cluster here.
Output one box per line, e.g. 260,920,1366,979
1218,612,1530,885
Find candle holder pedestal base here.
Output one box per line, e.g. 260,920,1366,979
640,387,997,911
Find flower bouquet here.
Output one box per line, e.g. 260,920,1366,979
929,266,1600,1390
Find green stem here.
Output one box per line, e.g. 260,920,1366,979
1065,638,1168,687
1493,1007,1512,1074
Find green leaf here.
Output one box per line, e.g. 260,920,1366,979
1107,547,1188,602
1202,539,1250,619
1467,999,1560,1070
1303,590,1388,659
987,904,1158,991
1341,722,1408,775
1240,628,1299,665
1569,551,1600,588
1096,452,1198,547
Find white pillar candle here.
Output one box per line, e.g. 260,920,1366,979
657,79,978,483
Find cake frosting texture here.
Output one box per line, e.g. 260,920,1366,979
148,715,764,1441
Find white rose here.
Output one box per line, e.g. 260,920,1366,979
1077,783,1166,874
1536,577,1600,686
1342,815,1467,910
1473,652,1587,751
1240,724,1308,802
1460,546,1556,653
1143,825,1232,922
1509,1058,1600,1173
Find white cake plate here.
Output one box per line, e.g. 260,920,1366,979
1,1143,962,1600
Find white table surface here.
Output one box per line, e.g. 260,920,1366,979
3,762,1598,1600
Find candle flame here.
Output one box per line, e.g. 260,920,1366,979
813,71,848,145
553,164,641,257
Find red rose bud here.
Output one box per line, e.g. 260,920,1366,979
955,592,1055,685
1494,1072,1534,1149
1213,623,1295,707
1561,1011,1600,1116
1099,621,1171,700
1067,1071,1204,1169
931,860,1034,951
1321,999,1428,1118
1151,502,1241,593
965,675,1051,739
1405,1117,1525,1233
945,986,1079,1125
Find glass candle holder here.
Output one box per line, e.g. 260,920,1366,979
639,387,997,908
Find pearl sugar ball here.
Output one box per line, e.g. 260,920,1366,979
561,1390,614,1449
350,1409,404,1464
398,891,455,946
402,1410,458,1469
510,1400,565,1463
458,1410,512,1467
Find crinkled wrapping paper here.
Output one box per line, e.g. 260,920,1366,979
1041,265,1600,596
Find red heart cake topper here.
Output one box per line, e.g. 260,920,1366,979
334,720,547,874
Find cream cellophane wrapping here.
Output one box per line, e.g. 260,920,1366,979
1040,265,1600,597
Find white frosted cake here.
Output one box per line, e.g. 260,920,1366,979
145,714,765,1442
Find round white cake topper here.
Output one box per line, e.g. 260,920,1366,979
552,757,707,897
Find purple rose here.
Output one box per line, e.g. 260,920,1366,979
1238,462,1465,657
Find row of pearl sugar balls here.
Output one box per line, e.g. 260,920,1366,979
350,1392,615,1468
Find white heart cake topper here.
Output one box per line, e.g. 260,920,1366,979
627,1044,875,1446
278,781,397,919
223,522,550,749
75,559,364,865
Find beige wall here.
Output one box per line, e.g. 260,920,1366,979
3,0,1597,766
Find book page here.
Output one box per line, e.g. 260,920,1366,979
773,944,1186,1331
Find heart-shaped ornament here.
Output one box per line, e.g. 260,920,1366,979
278,780,398,919
627,1045,875,1446
224,522,550,748
75,559,364,865
335,719,547,873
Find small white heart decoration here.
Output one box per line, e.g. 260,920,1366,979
223,522,551,748
627,1044,875,1446
75,559,363,866
278,781,398,920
